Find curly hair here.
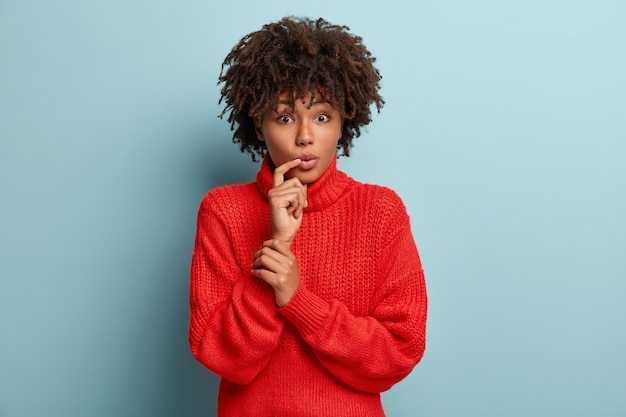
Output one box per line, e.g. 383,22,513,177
217,16,384,161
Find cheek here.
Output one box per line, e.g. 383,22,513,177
333,123,343,142
333,119,343,138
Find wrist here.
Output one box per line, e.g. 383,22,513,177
274,285,298,307
271,232,294,246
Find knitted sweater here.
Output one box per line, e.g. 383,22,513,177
189,155,427,417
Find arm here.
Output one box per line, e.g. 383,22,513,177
251,159,308,307
188,193,284,385
278,208,428,393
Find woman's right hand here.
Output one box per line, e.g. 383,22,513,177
267,159,308,245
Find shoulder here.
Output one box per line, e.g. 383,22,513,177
347,180,412,236
198,182,258,216
350,181,408,215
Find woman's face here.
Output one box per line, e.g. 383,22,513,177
255,90,342,184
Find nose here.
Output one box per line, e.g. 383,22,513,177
296,120,314,146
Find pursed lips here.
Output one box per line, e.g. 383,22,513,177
297,154,318,170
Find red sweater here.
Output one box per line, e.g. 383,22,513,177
189,155,427,416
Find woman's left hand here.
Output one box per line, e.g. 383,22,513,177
251,238,301,307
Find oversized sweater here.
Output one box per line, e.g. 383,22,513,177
189,155,428,417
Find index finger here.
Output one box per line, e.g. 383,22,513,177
273,159,301,187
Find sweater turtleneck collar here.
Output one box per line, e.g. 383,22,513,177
256,154,352,212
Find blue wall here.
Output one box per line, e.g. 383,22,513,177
1,1,625,416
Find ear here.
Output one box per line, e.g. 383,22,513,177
254,117,265,142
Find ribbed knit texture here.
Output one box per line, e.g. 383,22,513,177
189,155,427,417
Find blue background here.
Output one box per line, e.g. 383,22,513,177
1,1,625,416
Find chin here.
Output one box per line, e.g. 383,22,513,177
293,170,321,184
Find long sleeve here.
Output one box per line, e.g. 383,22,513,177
188,192,284,385
277,194,428,393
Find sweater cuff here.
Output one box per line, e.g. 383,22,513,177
278,286,329,337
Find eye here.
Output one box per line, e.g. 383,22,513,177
316,114,330,122
277,114,293,123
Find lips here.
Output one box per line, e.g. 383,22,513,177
298,154,318,170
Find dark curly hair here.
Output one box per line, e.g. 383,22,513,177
218,16,384,161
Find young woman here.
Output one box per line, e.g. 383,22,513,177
189,16,428,416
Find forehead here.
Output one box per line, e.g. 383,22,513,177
275,86,333,106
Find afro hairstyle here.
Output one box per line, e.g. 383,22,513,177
217,16,384,161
